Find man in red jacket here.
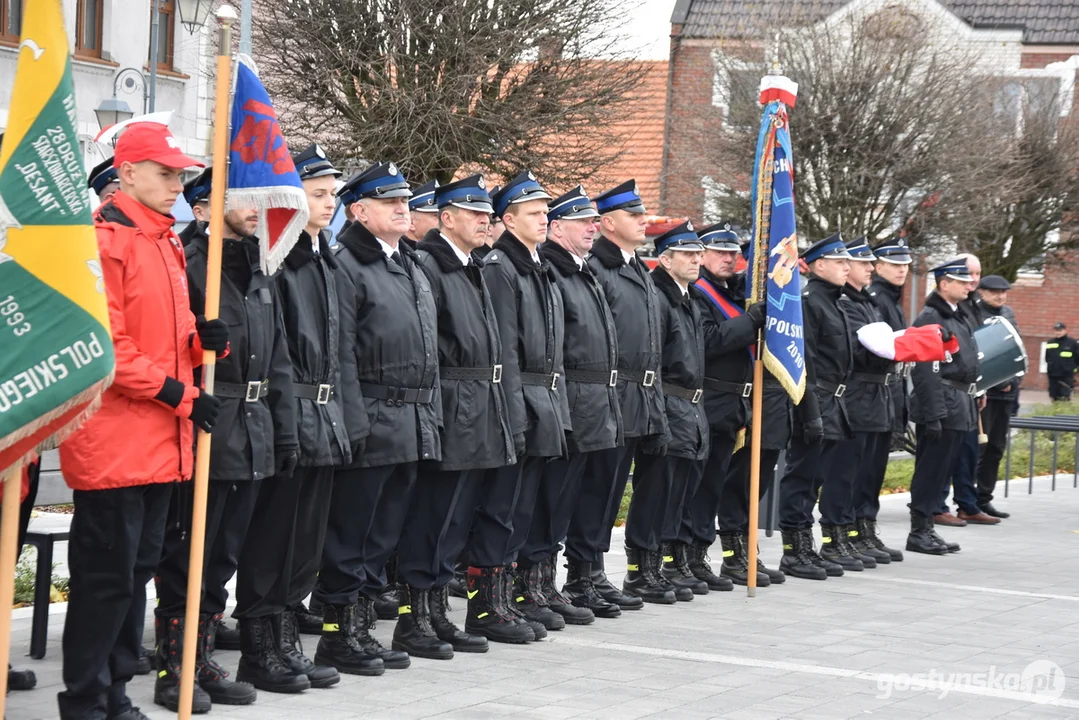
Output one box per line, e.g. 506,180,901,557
57,123,228,720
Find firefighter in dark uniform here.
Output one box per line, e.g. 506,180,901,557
908,258,979,555
399,175,519,648
314,162,441,675
530,186,623,622
473,171,570,641
179,170,212,247
88,156,120,203
155,166,298,710
778,234,855,581
404,179,440,250
679,223,765,590
566,180,665,612
232,143,348,693
1045,322,1078,401
621,222,708,604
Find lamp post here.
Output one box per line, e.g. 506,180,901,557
146,0,215,112
94,67,147,131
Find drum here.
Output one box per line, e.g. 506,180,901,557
974,316,1028,393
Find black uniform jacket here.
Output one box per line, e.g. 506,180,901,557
910,291,978,431
539,241,623,454
838,285,894,433
483,231,571,459
693,268,757,434
868,276,908,434
800,275,854,440
587,235,668,443
416,231,515,471
186,231,296,481
334,221,442,468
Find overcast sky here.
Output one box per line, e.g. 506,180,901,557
623,0,677,59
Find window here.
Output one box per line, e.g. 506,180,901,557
75,0,103,58
148,0,175,71
711,51,765,132
1,0,21,43
992,77,1063,139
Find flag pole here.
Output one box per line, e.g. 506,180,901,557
0,460,24,712
178,6,235,719
746,350,764,598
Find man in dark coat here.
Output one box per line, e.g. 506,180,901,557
1045,322,1078,401
403,179,439,250
314,162,441,675
532,186,623,622
155,166,298,710
908,258,980,555
568,180,666,612
622,222,709,604
402,175,521,647
232,144,348,692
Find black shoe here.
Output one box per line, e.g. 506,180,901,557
136,645,154,675
214,616,242,650
447,558,469,599
110,707,153,720
980,502,1010,519
800,528,843,576
464,566,535,644
235,616,310,693
501,566,548,640
429,585,489,652
356,597,410,668
512,563,565,631
685,542,734,591
562,558,621,618
661,542,710,595
649,549,693,601
847,522,890,564
312,604,385,676
591,555,644,609
857,517,903,562
541,553,595,625
290,602,324,636
778,529,828,581
928,526,961,553
273,611,340,688
7,666,35,691
153,615,213,714
906,514,949,555
392,585,455,659
373,554,400,621
839,524,877,568
622,547,676,604
718,534,771,587
197,613,258,705
820,524,864,571
757,555,786,584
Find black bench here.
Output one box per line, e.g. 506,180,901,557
23,525,69,659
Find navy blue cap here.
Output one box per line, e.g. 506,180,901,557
436,174,493,214
337,162,412,205
409,180,440,213
845,236,876,262
87,157,118,196
979,274,1010,291
932,258,974,282
548,185,599,221
292,143,341,181
872,236,913,265
183,166,213,206
697,221,741,251
802,232,852,263
594,179,645,215
654,220,705,254
491,170,552,218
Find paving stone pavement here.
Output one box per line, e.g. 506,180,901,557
6,478,1079,719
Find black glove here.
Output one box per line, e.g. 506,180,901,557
350,437,366,461
275,449,298,479
189,390,221,432
923,419,942,443
939,327,953,342
196,315,229,354
745,301,767,329
802,419,824,445
513,433,526,458
642,441,668,457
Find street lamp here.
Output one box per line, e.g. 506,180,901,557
94,67,147,131
177,0,215,33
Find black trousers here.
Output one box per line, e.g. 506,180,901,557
779,436,833,530
157,479,261,617
316,463,417,606
1048,374,1074,401
680,431,737,545
519,452,590,565
719,444,779,533
502,456,547,566
398,467,480,589
819,434,864,526
976,400,1012,506
855,431,891,521
565,439,635,563
910,425,964,518
59,483,173,720
626,450,692,551
234,465,334,618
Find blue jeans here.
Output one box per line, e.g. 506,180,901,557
941,429,980,513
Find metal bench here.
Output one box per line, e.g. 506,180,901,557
1003,415,1079,496
24,450,73,659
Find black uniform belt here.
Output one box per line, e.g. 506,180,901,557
214,379,268,402
520,371,561,391
619,368,658,387
360,382,435,405
440,365,503,384
565,369,619,387
703,378,753,397
664,383,703,404
294,382,334,404
942,378,978,396
818,379,848,398
851,372,891,385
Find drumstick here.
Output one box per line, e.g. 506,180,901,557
978,413,988,444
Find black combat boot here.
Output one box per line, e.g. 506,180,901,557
291,601,325,635
153,615,213,714
820,524,864,571
661,542,709,595
355,597,410,668
235,616,310,693
447,558,469,599
136,645,154,675
464,566,534,644
685,542,734,591
840,524,877,568
392,585,454,659
800,528,844,577
373,554,399,621
718,534,771,587
196,613,258,705
755,544,786,584
927,517,961,554
562,557,621,618
214,615,241,650
778,529,827,581
907,513,949,555
650,549,693,601
848,520,891,564
622,547,676,604
272,611,340,688
857,517,903,562
501,566,548,639
429,585,489,652
512,562,565,631
311,604,384,676
540,552,595,625
591,555,644,609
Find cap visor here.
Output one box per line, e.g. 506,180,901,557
824,250,854,259
372,188,413,199
850,256,876,262
412,206,439,213
876,255,912,265
449,200,495,214
705,242,741,251
559,208,600,220
944,273,973,282
155,152,205,169
669,242,705,252
303,168,343,180
512,190,554,205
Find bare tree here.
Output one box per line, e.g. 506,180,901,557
252,0,648,186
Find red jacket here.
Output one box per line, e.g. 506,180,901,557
59,192,205,491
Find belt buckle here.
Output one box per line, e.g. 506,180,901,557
642,370,656,387
834,384,846,398
245,380,263,403
883,373,892,384
492,364,503,384
550,372,560,391
316,383,333,405
691,389,703,404
609,370,618,387
742,383,753,398
968,383,978,396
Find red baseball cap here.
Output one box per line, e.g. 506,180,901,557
113,122,205,169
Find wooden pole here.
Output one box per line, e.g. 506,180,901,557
745,353,764,597
0,460,24,713
178,7,235,719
